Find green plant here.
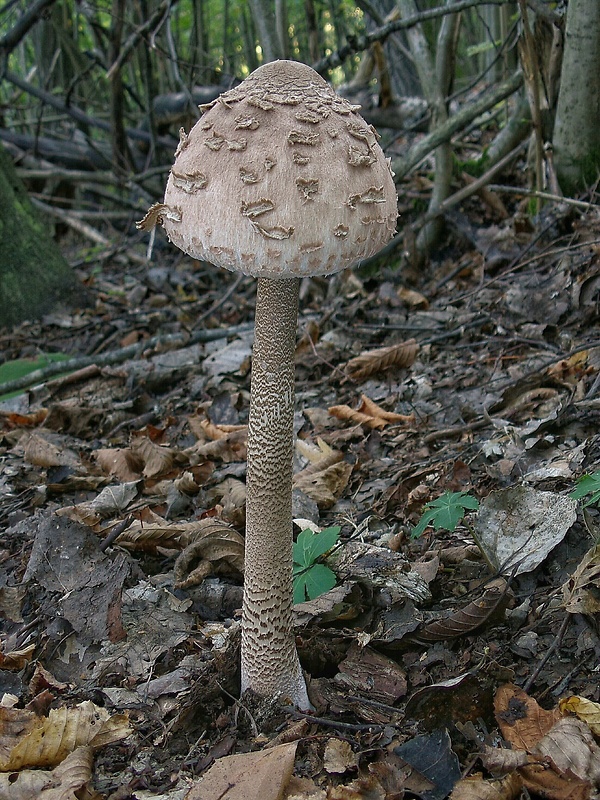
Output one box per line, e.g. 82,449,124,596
293,526,340,604
411,491,479,539
570,471,600,508
0,353,71,401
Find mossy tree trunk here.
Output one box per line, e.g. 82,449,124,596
553,0,600,193
0,145,82,328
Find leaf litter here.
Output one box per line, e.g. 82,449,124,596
1,198,600,798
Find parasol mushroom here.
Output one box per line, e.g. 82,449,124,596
138,60,397,710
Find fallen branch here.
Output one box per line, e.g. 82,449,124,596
4,71,176,148
392,70,524,179
488,185,598,211
415,141,528,227
0,323,255,396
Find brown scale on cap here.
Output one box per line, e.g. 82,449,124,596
139,59,397,279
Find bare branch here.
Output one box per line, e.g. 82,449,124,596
392,70,524,179
0,0,58,60
314,0,542,73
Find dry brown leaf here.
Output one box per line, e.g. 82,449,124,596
54,504,102,529
22,433,79,469
479,744,534,774
293,461,353,509
561,543,600,614
329,395,415,430
494,684,563,752
130,436,183,479
519,762,591,800
327,774,386,800
185,741,297,800
174,471,201,495
0,745,93,800
559,696,600,736
95,447,144,481
450,772,523,800
186,428,248,463
345,339,419,381
397,287,429,309
208,477,247,527
294,450,344,480
199,419,247,440
2,408,48,428
0,701,130,770
0,644,35,671
414,578,508,642
323,739,357,774
328,404,386,429
296,436,335,464
533,716,600,784
56,481,140,529
174,520,245,588
284,775,326,799
358,395,415,424
0,586,25,624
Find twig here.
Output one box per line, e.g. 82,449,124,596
415,141,528,229
4,70,176,148
291,710,383,731
192,274,245,330
0,0,58,62
392,71,523,179
100,516,134,552
0,322,255,396
488,184,598,211
314,0,523,73
522,613,570,693
106,0,171,81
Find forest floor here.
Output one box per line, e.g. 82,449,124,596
1,172,600,799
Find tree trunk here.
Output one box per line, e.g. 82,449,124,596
0,145,82,328
553,0,600,192
248,0,283,62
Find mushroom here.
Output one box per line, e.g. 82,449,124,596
138,60,397,709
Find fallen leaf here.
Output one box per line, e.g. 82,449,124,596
323,738,357,774
395,729,461,800
22,432,80,469
131,435,184,478
559,696,600,736
413,578,508,642
0,644,36,671
174,520,245,588
345,339,419,381
450,772,523,800
328,774,386,799
95,447,144,481
186,428,248,463
329,395,415,430
561,544,600,614
0,701,130,770
185,741,297,800
397,287,429,309
494,684,562,752
296,436,335,464
293,460,353,509
532,716,600,783
475,486,577,575
0,745,94,800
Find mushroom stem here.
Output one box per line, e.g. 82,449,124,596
241,276,310,709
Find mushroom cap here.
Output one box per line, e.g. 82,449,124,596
158,60,398,278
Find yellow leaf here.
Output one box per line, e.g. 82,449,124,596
559,695,600,736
